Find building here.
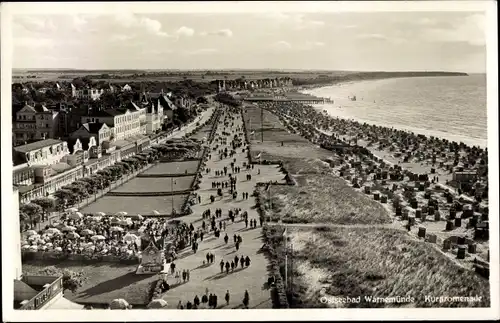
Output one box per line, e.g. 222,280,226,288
71,84,104,100
49,102,90,137
139,92,165,134
13,139,70,167
13,188,22,280
13,104,61,146
69,122,112,148
82,105,146,142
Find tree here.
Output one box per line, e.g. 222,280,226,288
54,189,78,209
31,197,54,222
20,203,43,229
19,211,29,231
36,266,85,294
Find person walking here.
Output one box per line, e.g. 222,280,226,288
225,261,230,274
233,234,237,244
177,300,182,309
245,255,250,267
235,241,240,251
220,259,225,273
206,253,210,264
186,269,190,281
182,269,187,283
201,294,208,307
194,295,200,307
224,233,229,244
244,218,248,228
225,290,230,306
233,255,239,268
208,293,214,308
243,290,250,309
240,255,245,268
213,294,218,309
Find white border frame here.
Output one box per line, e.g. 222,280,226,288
1,1,498,321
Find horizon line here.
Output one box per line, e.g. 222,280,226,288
12,68,481,74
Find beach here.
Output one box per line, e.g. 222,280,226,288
300,75,487,148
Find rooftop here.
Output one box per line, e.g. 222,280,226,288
82,122,107,134
14,139,64,154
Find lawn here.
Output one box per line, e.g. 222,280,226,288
22,262,157,307
80,194,189,216
258,174,391,225
283,227,491,308
141,161,200,176
112,176,195,193
243,105,331,162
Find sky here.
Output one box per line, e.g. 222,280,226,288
11,10,487,73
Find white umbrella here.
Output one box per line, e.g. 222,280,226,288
28,234,40,241
109,298,130,310
95,212,106,217
22,245,31,250
130,214,144,221
91,216,102,222
152,210,160,216
45,228,61,235
62,225,76,232
116,211,128,217
69,212,83,220
29,245,38,251
110,226,124,232
81,229,94,236
67,232,80,239
46,242,53,248
54,247,63,252
26,230,38,236
123,234,138,242
147,299,168,309
119,219,132,226
91,235,106,241
110,217,120,224
67,207,79,213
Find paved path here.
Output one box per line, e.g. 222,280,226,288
161,108,286,309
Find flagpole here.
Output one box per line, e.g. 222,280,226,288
284,225,288,290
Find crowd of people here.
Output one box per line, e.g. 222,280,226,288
175,289,251,309
263,101,488,197
21,213,145,256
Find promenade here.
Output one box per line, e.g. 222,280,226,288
160,107,286,309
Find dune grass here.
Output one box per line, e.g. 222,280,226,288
257,174,391,225
287,227,490,308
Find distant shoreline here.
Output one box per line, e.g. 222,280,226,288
292,72,469,91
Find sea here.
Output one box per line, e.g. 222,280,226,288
301,74,487,148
